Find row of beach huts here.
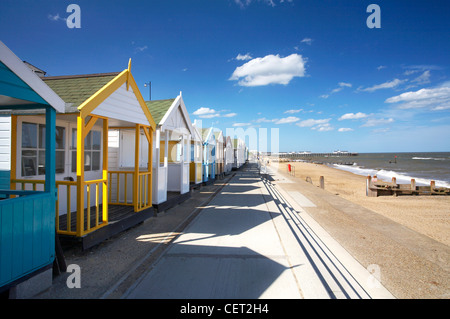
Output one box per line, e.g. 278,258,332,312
0,41,248,296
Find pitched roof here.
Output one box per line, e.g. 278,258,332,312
145,99,176,125
201,127,211,140
43,72,119,111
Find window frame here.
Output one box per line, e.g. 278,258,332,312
19,117,66,178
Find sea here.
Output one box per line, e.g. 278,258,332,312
303,152,450,188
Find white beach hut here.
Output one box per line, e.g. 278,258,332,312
201,127,216,183
145,93,196,211
232,138,245,169
190,122,203,186
213,129,225,179
224,135,233,175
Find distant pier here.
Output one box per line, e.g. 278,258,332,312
275,151,358,159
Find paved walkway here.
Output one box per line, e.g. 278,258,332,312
122,163,394,299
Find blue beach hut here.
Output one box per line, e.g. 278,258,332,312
201,127,216,184
0,41,65,294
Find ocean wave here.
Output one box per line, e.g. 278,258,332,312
332,164,450,188
412,157,447,161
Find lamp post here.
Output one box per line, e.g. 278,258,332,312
144,81,151,101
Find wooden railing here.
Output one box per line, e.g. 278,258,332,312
108,171,134,206
13,170,152,237
137,171,152,211
12,178,107,237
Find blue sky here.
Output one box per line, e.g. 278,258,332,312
1,0,449,152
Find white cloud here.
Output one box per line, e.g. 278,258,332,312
229,53,307,87
134,45,148,53
234,0,292,8
377,65,386,70
193,108,240,119
385,85,450,111
300,38,313,45
232,122,252,127
313,123,333,132
338,128,354,132
275,116,300,124
192,107,220,118
296,118,332,131
361,118,394,127
193,107,216,116
254,117,277,123
411,70,431,85
236,53,253,61
296,118,330,127
359,78,406,92
284,109,303,114
321,82,352,98
48,13,65,22
338,112,368,121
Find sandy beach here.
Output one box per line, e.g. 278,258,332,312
274,161,450,247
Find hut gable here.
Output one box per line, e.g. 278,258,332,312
43,73,119,112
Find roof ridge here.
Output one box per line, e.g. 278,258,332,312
42,72,120,80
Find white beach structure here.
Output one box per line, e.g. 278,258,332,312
213,129,225,179
145,93,196,211
232,138,245,169
190,122,203,186
224,135,233,175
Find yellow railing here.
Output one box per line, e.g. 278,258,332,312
12,178,107,237
13,170,151,237
108,171,134,206
84,178,108,235
137,171,152,211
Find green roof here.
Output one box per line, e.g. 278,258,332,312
43,72,119,111
145,99,176,124
201,127,211,140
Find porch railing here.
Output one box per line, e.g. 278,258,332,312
12,178,107,237
13,170,151,237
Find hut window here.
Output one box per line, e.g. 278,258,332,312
71,128,101,172
21,122,65,176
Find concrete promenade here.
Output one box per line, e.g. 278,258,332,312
122,163,394,299
33,162,399,300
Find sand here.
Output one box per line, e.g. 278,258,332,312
274,161,450,247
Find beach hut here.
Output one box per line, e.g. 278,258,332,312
201,127,216,184
224,135,233,175
232,138,245,169
0,41,65,294
213,129,225,179
145,93,195,212
10,59,156,249
190,122,203,187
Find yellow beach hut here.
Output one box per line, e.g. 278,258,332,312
11,60,156,249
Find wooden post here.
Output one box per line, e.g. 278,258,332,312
76,116,85,237
411,179,416,192
319,176,324,189
366,175,377,197
431,180,436,193
102,118,108,222
133,124,140,212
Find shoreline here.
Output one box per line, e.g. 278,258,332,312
273,160,450,247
